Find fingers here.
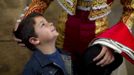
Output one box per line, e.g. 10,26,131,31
13,6,28,47
96,49,110,66
13,36,26,47
14,22,20,31
97,50,114,67
109,55,115,65
13,37,22,42
14,14,24,31
93,46,115,67
93,46,107,61
18,43,26,47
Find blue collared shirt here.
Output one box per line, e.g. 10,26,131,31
23,48,67,75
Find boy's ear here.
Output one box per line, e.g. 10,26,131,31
29,37,40,45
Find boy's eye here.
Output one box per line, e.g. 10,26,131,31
41,23,45,27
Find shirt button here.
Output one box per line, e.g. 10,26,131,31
49,71,53,74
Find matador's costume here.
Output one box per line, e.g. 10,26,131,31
19,0,134,64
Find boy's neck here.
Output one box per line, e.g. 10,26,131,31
37,41,56,55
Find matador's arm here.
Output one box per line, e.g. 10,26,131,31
24,0,54,17
120,0,134,32
91,0,134,64
14,0,54,31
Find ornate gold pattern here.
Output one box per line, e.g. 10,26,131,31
121,0,134,30
89,6,111,20
57,0,77,15
77,0,91,7
95,16,109,35
89,0,111,20
91,0,107,8
24,0,53,17
56,10,68,49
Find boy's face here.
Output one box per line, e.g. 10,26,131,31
34,16,59,43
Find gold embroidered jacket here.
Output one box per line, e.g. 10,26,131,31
23,0,134,48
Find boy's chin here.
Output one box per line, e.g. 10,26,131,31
55,32,59,36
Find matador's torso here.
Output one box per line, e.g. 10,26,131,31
24,0,134,49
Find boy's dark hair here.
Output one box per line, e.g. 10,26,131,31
13,12,44,51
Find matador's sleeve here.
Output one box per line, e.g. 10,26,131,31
90,0,134,64
120,0,134,32
24,0,54,17
14,0,54,31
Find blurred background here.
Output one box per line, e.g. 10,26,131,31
0,0,133,75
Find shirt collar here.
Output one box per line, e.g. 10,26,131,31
33,49,53,67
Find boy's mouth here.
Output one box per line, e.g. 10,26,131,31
51,28,56,32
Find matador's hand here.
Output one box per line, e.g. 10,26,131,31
93,46,115,67
13,7,28,47
14,20,25,47
13,37,25,47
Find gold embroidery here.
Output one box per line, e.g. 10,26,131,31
56,10,68,49
57,0,77,15
126,13,134,28
95,16,109,35
91,0,107,7
24,0,53,17
77,0,91,7
89,6,111,20
121,0,134,29
89,0,111,20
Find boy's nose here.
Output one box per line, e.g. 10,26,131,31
49,22,53,26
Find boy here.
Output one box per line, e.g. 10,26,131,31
13,12,72,75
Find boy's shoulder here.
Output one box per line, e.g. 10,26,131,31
25,48,71,67
23,48,72,75
57,48,71,56
22,53,41,75
57,48,72,62
23,54,62,75
23,53,40,70
23,51,56,75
